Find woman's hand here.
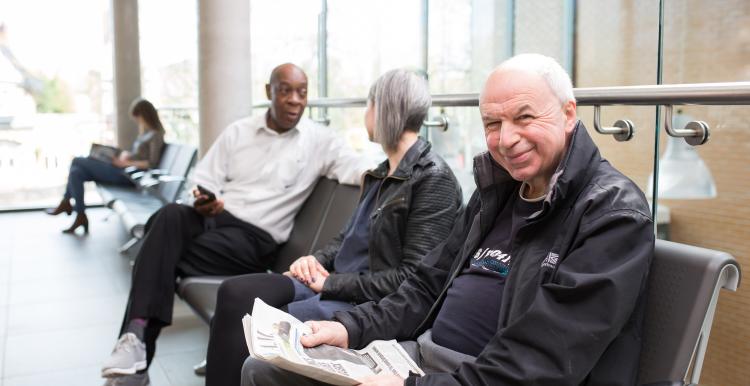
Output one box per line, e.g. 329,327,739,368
289,255,329,285
307,272,327,293
111,152,131,168
111,156,129,168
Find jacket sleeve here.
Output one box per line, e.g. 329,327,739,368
321,169,462,303
405,208,654,386
334,191,479,349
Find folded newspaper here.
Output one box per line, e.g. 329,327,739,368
242,298,424,385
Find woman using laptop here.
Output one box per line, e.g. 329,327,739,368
46,98,165,234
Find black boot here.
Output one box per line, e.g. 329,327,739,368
46,198,73,216
62,213,89,234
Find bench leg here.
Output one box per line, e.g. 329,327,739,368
119,237,142,255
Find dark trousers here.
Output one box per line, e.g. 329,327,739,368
65,156,132,213
118,203,277,367
205,274,295,386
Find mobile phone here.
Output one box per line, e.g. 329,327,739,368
195,184,216,205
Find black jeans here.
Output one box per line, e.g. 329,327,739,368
205,273,295,386
118,203,277,367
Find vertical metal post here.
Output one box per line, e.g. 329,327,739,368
420,0,429,78
506,0,515,58
562,0,576,80
318,0,328,121
651,0,665,231
420,0,431,141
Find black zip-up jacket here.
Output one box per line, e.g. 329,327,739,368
335,122,654,386
314,137,462,304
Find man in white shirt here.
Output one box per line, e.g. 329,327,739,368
100,63,372,386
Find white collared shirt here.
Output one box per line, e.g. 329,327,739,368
192,114,374,243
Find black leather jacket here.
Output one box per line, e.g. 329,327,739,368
336,122,654,386
313,138,462,304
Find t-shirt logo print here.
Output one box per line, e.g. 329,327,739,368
471,248,511,277
541,252,559,269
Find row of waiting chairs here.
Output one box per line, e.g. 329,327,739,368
180,177,739,386
99,147,741,385
97,143,197,253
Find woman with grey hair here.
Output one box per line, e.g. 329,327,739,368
204,69,462,386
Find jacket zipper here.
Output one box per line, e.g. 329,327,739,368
371,196,406,219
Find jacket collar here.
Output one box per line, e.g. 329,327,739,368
369,137,432,179
473,120,600,213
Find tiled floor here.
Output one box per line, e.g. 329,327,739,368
0,209,207,386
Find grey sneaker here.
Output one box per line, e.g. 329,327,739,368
102,373,150,386
101,333,147,377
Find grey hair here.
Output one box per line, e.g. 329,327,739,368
491,53,575,104
367,69,431,152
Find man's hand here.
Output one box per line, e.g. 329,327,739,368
300,320,349,349
194,197,224,216
192,187,224,216
357,375,405,386
289,255,329,285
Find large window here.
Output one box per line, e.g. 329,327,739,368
0,0,113,209
139,0,199,147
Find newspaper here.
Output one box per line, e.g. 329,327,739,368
242,298,424,385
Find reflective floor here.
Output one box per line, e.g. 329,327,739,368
0,208,206,386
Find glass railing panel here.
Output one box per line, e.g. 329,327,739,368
576,0,660,231
658,2,750,383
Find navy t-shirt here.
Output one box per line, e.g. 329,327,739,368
333,180,383,274
431,188,543,356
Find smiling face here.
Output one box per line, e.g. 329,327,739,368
266,65,308,132
479,69,577,194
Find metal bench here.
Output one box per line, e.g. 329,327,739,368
176,177,360,323
638,239,741,386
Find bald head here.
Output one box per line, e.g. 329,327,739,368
481,53,575,106
269,63,307,87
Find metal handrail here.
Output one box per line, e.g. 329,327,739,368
250,82,750,145
252,82,750,109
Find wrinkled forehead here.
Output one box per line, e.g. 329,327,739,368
479,70,554,117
